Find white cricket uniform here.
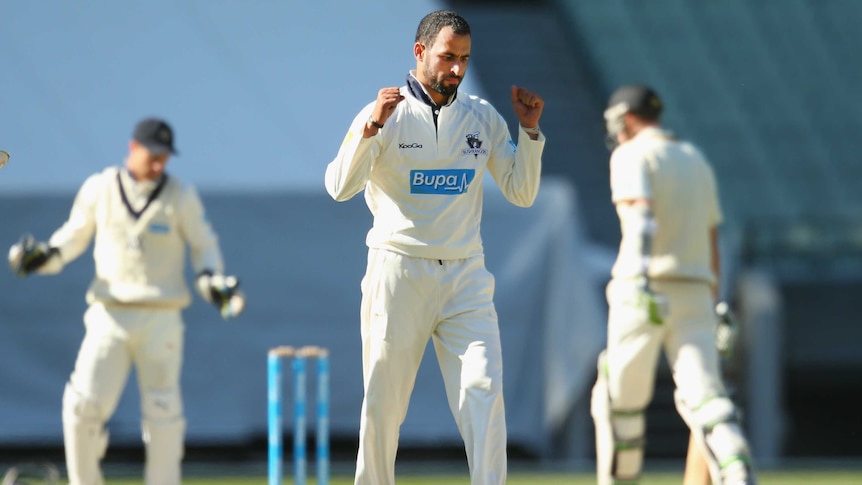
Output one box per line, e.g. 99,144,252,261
325,74,544,485
605,125,724,411
45,166,224,485
592,127,754,485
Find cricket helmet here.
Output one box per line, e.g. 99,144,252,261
603,84,663,150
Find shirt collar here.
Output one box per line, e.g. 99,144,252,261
633,126,674,141
406,71,457,108
122,166,161,195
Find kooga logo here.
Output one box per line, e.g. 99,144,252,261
399,143,423,149
410,169,475,194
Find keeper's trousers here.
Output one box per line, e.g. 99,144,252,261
63,302,185,485
354,248,507,485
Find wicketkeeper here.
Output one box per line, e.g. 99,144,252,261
7,118,245,485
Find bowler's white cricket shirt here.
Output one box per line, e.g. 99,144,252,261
325,74,545,260
610,127,722,284
48,166,224,308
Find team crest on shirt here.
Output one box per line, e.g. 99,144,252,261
462,132,488,158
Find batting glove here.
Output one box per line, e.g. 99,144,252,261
8,234,60,277
634,276,669,325
715,301,740,359
196,270,246,320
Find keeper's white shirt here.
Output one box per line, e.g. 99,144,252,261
610,127,722,284
47,166,224,309
325,74,545,260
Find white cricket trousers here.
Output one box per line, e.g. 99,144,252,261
63,302,185,485
354,248,507,485
593,279,757,485
603,278,725,409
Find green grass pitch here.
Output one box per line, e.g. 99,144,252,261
103,470,862,484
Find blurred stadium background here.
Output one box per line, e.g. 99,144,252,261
2,0,861,482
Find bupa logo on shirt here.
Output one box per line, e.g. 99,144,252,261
410,169,475,194
149,223,170,234
462,131,488,158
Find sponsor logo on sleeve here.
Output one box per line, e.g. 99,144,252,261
410,169,476,194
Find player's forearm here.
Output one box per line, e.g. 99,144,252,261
493,163,541,207
491,132,544,207
325,140,378,201
519,124,541,141
190,245,224,276
325,107,383,201
184,220,224,276
47,215,95,268
710,226,720,300
181,220,223,274
46,177,99,266
617,200,656,285
178,187,226,275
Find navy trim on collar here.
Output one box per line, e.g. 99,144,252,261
406,74,457,108
117,171,168,220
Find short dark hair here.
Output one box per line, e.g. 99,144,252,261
415,10,471,46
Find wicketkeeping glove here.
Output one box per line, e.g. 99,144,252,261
715,301,739,359
196,270,246,320
7,234,60,277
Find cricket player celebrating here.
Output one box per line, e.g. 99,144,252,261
7,118,245,485
590,85,756,485
325,10,545,485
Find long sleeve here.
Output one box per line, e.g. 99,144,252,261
177,186,224,275
486,119,545,208
324,105,382,202
48,174,100,268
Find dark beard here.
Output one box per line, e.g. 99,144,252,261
429,78,459,98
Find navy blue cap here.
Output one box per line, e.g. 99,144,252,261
133,118,178,155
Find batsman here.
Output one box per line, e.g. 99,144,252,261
7,118,245,485
590,85,756,485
